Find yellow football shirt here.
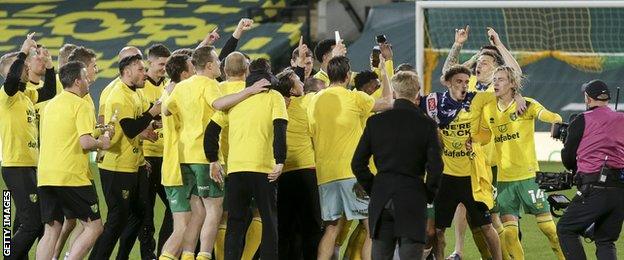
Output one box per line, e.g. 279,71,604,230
284,93,315,173
313,70,329,86
467,75,494,92
137,77,167,157
313,70,358,89
27,81,44,127
439,92,496,177
161,90,183,186
38,91,95,186
165,75,222,164
218,80,245,95
0,86,39,166
482,97,562,182
98,82,144,173
307,86,375,185
57,74,96,114
466,74,497,166
212,90,288,174
216,80,245,165
98,77,120,118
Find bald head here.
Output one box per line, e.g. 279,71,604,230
224,52,248,78
118,46,143,61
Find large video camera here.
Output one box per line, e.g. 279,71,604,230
535,171,575,218
535,171,575,192
551,114,578,142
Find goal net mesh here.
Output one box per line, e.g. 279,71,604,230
422,7,624,91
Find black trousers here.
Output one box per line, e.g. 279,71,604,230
225,172,278,260
117,165,155,260
277,169,322,260
145,156,173,255
557,185,624,260
372,206,424,260
2,167,43,260
90,169,141,260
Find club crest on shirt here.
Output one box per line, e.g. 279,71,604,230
510,113,518,121
122,190,130,199
91,204,99,213
497,124,508,133
29,194,37,203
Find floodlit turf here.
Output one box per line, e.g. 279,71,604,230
2,162,622,259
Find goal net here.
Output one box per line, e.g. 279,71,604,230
417,2,624,94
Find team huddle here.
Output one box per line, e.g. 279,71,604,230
0,17,565,260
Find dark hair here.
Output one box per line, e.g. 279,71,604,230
354,70,378,91
275,68,295,97
249,58,272,73
166,54,191,83
59,61,86,89
304,78,323,93
68,46,96,67
395,63,415,73
480,51,504,66
314,39,336,62
327,56,350,83
480,45,502,56
443,65,471,82
192,46,216,71
118,54,143,76
291,46,312,61
172,48,194,57
246,58,277,89
147,44,171,59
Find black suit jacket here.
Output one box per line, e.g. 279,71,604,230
351,98,443,242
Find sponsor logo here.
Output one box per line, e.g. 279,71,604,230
494,132,520,143
443,149,474,159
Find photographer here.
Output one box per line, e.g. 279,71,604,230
557,80,624,260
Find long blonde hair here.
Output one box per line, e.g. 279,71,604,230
494,66,525,94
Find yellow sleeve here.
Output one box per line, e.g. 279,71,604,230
467,75,478,92
313,71,329,86
271,92,288,121
474,118,492,145
211,111,229,128
76,101,95,137
473,92,496,110
98,85,112,117
529,99,563,123
106,93,133,122
164,87,179,115
203,83,222,109
355,90,375,117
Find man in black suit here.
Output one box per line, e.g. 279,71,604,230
351,71,443,259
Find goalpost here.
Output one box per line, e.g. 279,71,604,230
415,0,624,89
